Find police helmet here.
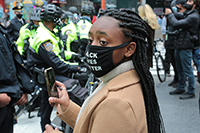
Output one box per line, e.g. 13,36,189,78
68,6,78,14
40,4,63,26
61,11,73,20
81,5,94,16
30,7,41,21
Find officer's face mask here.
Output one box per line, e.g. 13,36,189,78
33,24,39,28
0,7,3,18
55,18,62,27
16,11,23,19
85,42,131,77
73,13,78,18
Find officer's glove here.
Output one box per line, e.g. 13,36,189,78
78,67,87,73
72,53,82,63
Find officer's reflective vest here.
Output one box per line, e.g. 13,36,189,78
76,18,92,39
61,21,78,51
30,22,76,63
16,23,32,55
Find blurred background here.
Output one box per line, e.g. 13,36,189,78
0,0,166,24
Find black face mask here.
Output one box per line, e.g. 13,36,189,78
17,14,23,19
85,42,131,77
184,4,193,10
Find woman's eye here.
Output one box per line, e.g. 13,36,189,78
100,41,108,45
88,39,93,45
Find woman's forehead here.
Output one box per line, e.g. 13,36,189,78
91,16,121,32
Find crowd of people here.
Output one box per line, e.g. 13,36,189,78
1,0,200,133
157,0,200,100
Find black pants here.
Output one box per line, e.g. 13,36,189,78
0,105,14,133
164,48,178,82
40,75,69,132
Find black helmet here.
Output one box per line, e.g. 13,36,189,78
68,6,78,14
61,11,73,20
81,5,94,16
40,4,63,26
30,7,41,21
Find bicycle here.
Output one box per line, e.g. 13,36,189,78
14,85,42,119
153,38,166,82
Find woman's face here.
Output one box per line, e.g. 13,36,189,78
89,16,136,64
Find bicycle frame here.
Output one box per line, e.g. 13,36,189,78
153,38,166,82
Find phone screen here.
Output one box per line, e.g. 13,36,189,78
44,67,58,98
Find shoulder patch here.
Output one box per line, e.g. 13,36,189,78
65,30,72,36
81,24,86,30
44,42,53,52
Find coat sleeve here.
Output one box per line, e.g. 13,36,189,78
56,101,81,129
167,12,198,29
38,41,79,75
90,98,137,133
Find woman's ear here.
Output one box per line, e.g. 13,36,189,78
125,42,136,57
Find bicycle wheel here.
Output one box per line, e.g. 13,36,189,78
156,54,166,82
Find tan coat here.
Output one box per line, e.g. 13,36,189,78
56,69,147,133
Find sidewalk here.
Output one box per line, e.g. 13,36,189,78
14,108,57,133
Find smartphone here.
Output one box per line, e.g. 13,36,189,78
44,67,58,98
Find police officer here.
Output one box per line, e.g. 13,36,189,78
16,7,41,60
0,23,28,133
76,5,93,56
61,11,79,53
68,6,79,24
26,4,84,132
7,5,26,42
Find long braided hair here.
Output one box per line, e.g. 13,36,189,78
99,9,165,133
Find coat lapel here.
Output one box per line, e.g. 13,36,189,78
14,17,23,27
74,69,140,133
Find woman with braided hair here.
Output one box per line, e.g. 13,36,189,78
44,9,165,133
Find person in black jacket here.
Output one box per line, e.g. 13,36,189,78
164,6,182,88
165,0,200,99
0,24,28,133
7,5,26,42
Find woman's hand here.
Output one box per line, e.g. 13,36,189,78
16,93,28,106
43,124,60,133
0,93,11,107
48,81,70,113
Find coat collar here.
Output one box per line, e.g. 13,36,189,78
74,69,140,132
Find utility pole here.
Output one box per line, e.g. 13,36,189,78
101,0,105,10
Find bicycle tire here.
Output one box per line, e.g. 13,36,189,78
156,54,166,82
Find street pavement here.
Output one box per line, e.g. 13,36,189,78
14,29,200,133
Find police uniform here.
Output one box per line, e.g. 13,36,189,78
16,23,38,57
61,21,79,53
27,22,79,131
76,16,92,56
0,24,21,133
27,22,78,71
7,6,26,41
